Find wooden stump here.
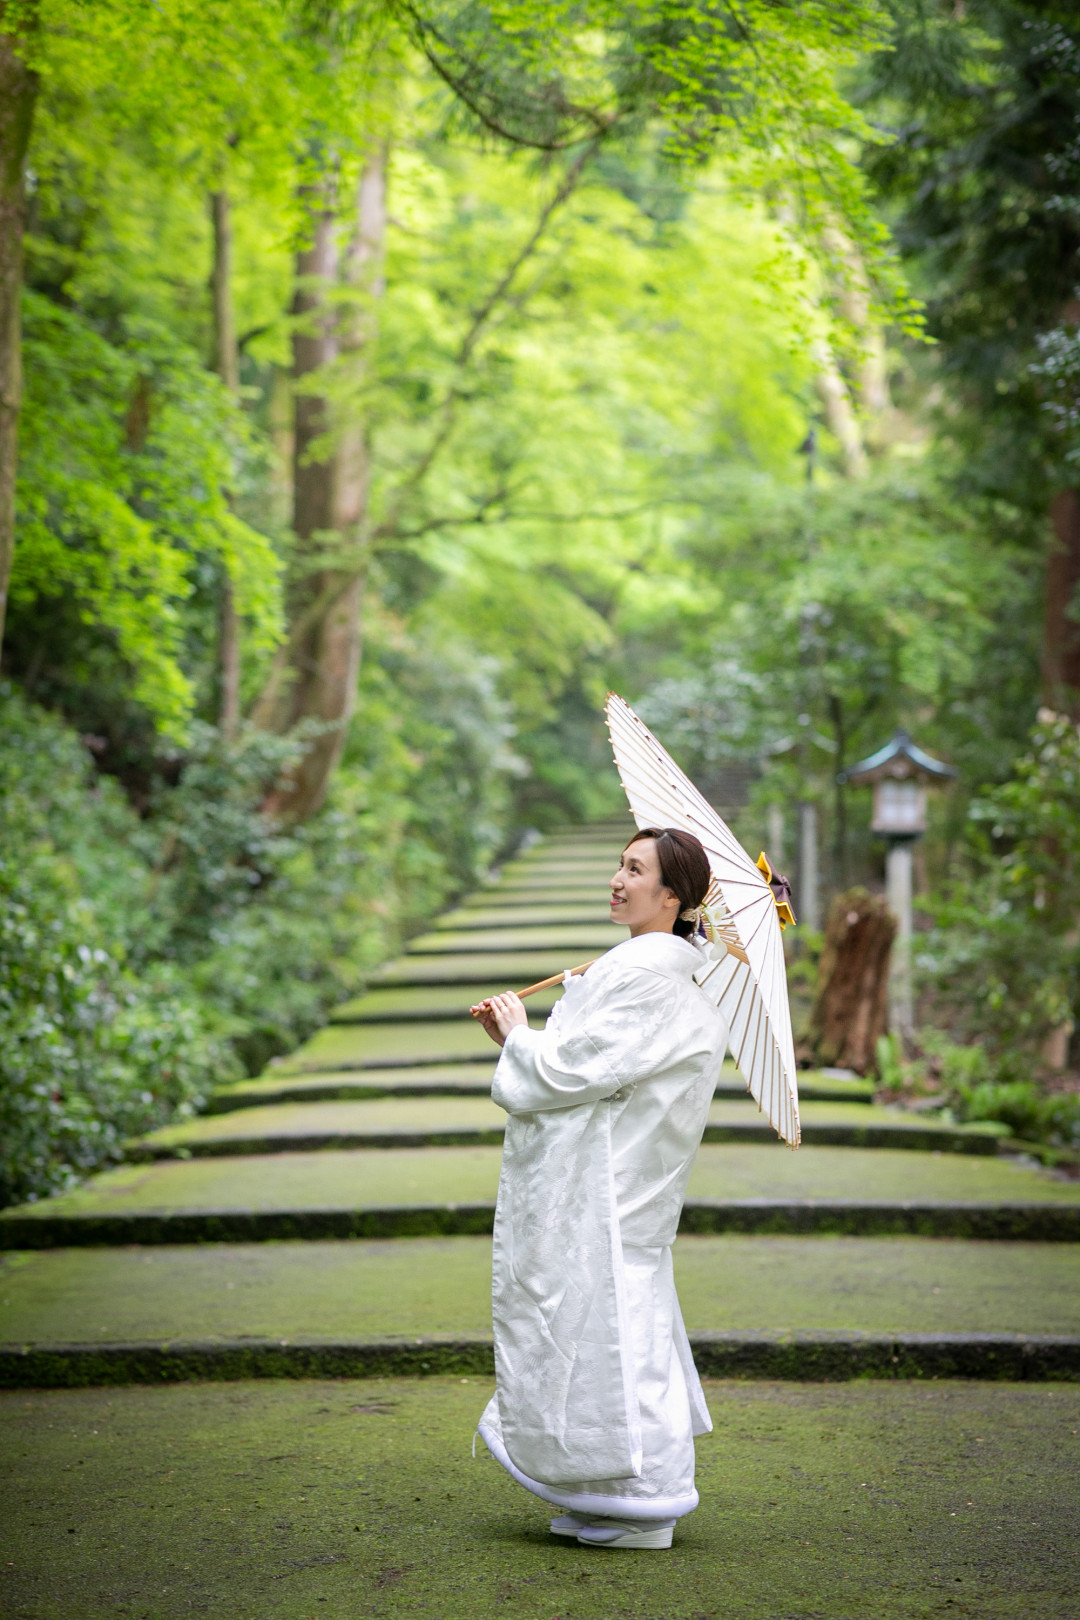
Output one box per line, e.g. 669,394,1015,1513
809,888,896,1075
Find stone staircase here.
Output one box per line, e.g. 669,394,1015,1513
3,820,1080,1389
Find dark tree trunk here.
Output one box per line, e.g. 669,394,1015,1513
1043,488,1080,719
255,151,386,820
809,887,896,1074
0,19,38,657
209,189,240,394
209,186,242,737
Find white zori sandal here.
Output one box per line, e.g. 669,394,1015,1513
549,1514,589,1537
569,1516,676,1550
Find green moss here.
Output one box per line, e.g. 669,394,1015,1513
1,1378,1078,1617
131,1097,990,1163
2,1236,1080,1349
276,1022,502,1074
438,903,615,928
406,923,623,953
206,1067,874,1113
6,1143,1080,1225
372,951,609,987
328,986,563,1022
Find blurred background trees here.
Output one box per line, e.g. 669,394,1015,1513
1,0,1078,1201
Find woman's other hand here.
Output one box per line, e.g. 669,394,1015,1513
469,991,528,1047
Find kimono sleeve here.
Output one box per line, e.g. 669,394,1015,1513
491,967,672,1116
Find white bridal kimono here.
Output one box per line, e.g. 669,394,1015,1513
478,930,729,1521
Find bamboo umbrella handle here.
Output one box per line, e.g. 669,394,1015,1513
515,959,596,999
469,960,596,1017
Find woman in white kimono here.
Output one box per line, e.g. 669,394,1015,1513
470,827,729,1551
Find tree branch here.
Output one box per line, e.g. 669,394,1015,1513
371,138,602,544
395,0,614,151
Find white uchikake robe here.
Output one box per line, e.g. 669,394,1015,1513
477,930,729,1521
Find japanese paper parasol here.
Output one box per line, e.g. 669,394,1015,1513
605,692,801,1148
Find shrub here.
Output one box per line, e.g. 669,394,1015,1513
919,710,1080,1059
0,689,234,1202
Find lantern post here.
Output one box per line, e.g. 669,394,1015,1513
840,731,957,1041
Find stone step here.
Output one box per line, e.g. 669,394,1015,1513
457,884,613,907
274,1019,508,1072
490,866,616,891
370,949,609,989
3,1237,1077,1374
404,923,624,954
4,1330,1074,1388
434,903,615,930
501,847,620,867
327,984,565,1023
124,1096,1006,1161
207,1064,875,1113
5,1144,1078,1247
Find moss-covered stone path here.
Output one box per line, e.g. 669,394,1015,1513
3,819,1080,1384
4,821,1080,1615
3,1378,1079,1619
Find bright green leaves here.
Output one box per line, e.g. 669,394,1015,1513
14,293,282,738
402,0,918,331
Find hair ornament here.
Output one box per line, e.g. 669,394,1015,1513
679,905,703,923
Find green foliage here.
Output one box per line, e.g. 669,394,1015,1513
919,710,1080,1056
403,0,919,331
0,688,234,1206
11,291,282,740
2,0,1069,1208
864,0,1080,503
945,1073,1080,1151
0,633,518,1201
626,464,1036,878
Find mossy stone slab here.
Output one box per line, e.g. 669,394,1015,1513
209,1064,500,1111
7,1143,1080,1229
4,1235,1080,1347
2,1378,1079,1619
129,1096,510,1156
470,877,613,899
371,950,612,988
462,884,613,906
206,1063,871,1113
328,984,562,1023
405,924,623,954
435,904,614,930
127,1097,1004,1160
498,848,615,861
492,868,615,892
274,1019,504,1073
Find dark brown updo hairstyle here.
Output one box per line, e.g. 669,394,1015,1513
625,827,711,938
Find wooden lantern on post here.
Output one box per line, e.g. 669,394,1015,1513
840,730,956,1040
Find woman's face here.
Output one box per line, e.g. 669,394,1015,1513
609,838,680,937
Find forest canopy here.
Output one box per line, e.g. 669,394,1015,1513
0,0,1078,1203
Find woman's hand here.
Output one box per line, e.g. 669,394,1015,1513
469,991,528,1048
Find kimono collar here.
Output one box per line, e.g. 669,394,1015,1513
604,931,702,982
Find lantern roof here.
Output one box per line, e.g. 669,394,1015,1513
840,728,957,786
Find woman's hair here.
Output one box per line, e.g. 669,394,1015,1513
624,826,711,938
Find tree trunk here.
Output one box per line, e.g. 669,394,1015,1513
209,189,240,394
256,150,386,820
825,222,892,450
1043,488,1080,719
809,887,896,1073
812,338,867,479
209,186,242,738
0,19,39,658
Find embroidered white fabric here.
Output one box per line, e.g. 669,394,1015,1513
477,931,729,1519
